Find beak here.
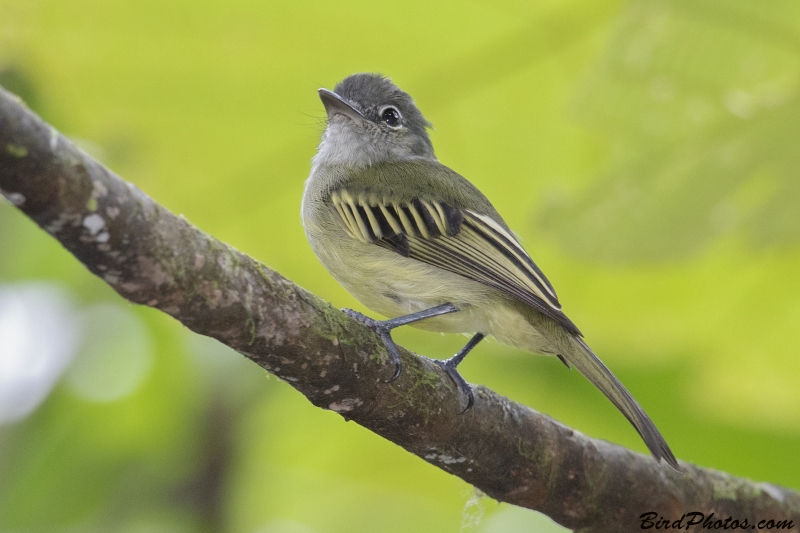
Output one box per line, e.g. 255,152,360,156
319,88,366,122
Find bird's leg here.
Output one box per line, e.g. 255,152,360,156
433,332,485,413
343,303,460,382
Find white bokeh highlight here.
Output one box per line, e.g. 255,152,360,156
0,282,80,424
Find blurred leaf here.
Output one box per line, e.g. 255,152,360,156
479,505,569,533
0,64,43,114
541,0,800,262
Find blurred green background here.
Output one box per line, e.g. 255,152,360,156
1,0,800,531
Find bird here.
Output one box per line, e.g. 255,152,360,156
301,73,678,469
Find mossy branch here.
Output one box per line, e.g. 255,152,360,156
1,86,798,533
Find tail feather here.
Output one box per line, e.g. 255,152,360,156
537,319,679,469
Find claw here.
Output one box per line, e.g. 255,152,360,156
387,361,402,383
375,327,402,383
343,307,403,382
434,358,475,414
463,390,474,413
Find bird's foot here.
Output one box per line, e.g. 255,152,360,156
342,308,402,382
342,304,463,385
433,356,475,414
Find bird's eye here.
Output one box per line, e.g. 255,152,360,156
380,106,402,128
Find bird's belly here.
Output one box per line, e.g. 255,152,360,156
319,237,491,332
307,227,554,354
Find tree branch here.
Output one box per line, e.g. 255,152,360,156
1,86,798,532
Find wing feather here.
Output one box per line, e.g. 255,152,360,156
329,189,580,335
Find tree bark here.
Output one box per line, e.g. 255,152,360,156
1,86,798,533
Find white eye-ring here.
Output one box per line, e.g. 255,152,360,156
379,106,403,129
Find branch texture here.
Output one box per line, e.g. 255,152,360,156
1,86,798,532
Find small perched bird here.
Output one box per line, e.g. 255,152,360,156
302,73,678,469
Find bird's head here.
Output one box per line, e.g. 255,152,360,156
314,73,435,168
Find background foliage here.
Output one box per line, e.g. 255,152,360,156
1,0,799,531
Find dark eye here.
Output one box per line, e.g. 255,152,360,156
380,106,402,128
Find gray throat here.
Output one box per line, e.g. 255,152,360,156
312,119,436,172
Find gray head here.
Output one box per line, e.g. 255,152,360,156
314,73,435,168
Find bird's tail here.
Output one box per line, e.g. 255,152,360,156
535,317,679,469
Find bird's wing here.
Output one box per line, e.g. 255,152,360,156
329,189,580,335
